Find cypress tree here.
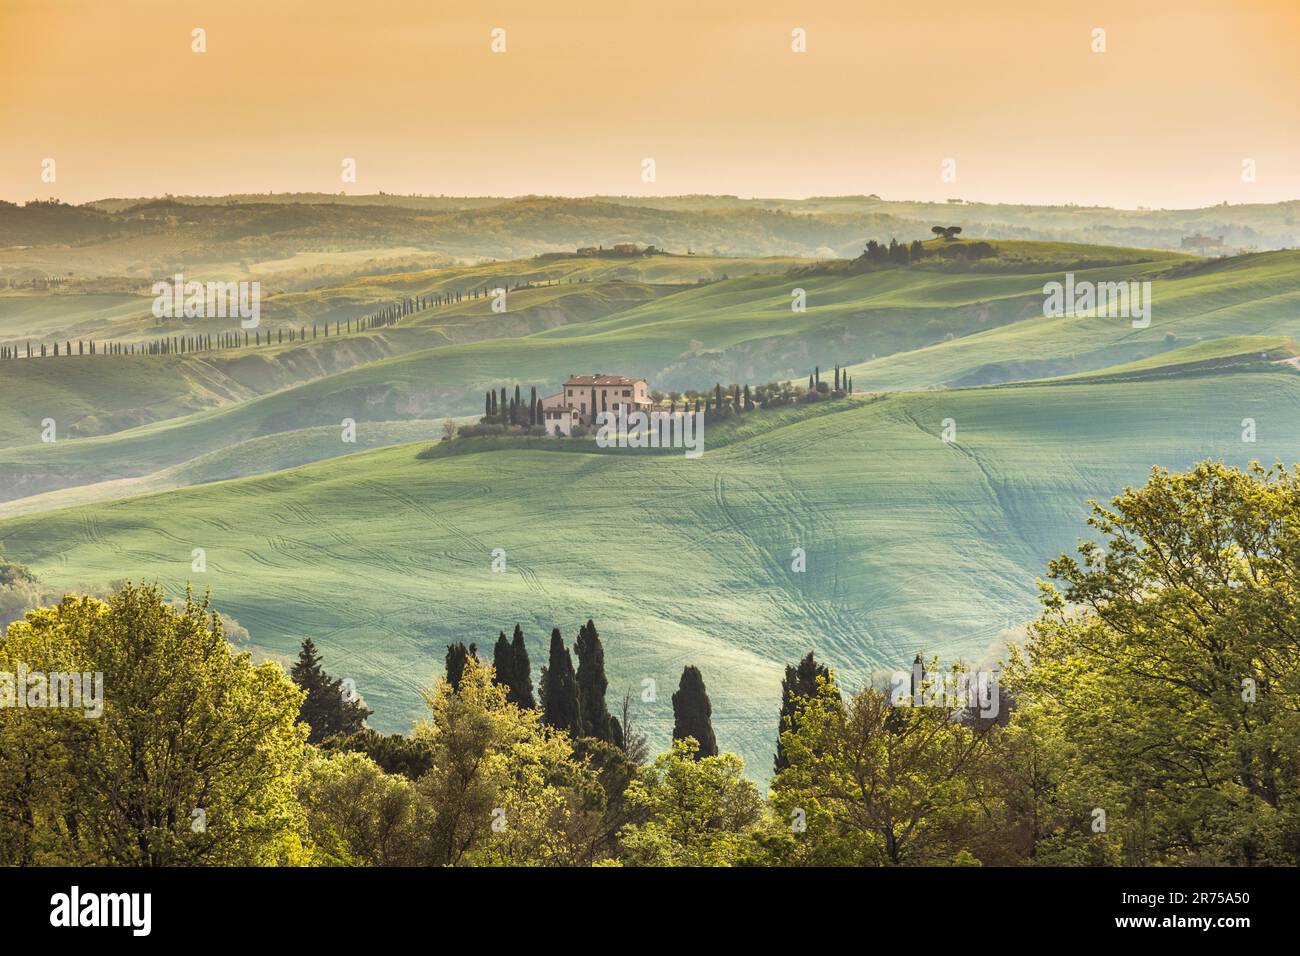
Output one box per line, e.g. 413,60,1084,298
290,637,372,744
672,665,718,758
444,641,476,691
492,630,513,689
574,619,614,742
774,651,834,773
509,623,536,708
538,628,581,735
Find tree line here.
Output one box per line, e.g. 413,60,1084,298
0,297,414,361
0,277,565,362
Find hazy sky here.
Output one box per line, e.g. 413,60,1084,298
2,0,1297,207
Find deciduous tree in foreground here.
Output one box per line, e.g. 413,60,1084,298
0,583,307,866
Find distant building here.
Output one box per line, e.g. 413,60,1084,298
540,372,652,435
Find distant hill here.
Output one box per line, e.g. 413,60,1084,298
2,195,1296,281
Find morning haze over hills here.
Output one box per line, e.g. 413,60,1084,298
3,0,1299,881
2,189,1299,776
4,193,1299,278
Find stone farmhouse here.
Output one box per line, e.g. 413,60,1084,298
540,373,653,436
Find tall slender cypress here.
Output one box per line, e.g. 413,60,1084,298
509,624,536,708
539,628,581,735
774,651,834,773
492,630,513,690
672,665,718,758
445,641,476,691
574,619,614,742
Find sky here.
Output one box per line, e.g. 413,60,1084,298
1,0,1297,208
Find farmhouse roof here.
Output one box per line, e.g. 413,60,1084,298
564,373,645,387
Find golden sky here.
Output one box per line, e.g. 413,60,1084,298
2,0,1297,207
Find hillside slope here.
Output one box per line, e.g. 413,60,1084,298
843,249,1300,389
5,368,1298,777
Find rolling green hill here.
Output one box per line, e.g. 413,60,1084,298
0,420,445,519
0,244,1156,494
843,249,1300,389
0,284,667,450
7,242,1293,511
5,367,1298,778
1046,335,1300,383
0,254,796,448
0,292,149,343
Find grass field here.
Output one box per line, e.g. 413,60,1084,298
843,249,1300,389
5,367,1298,778
0,420,445,518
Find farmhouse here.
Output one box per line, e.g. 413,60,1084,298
541,373,652,435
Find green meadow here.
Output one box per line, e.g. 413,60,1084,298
4,368,1297,777
844,249,1300,389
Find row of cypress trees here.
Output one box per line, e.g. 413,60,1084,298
483,384,544,426
1,291,437,362
446,620,724,759
807,364,854,395
3,278,586,363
